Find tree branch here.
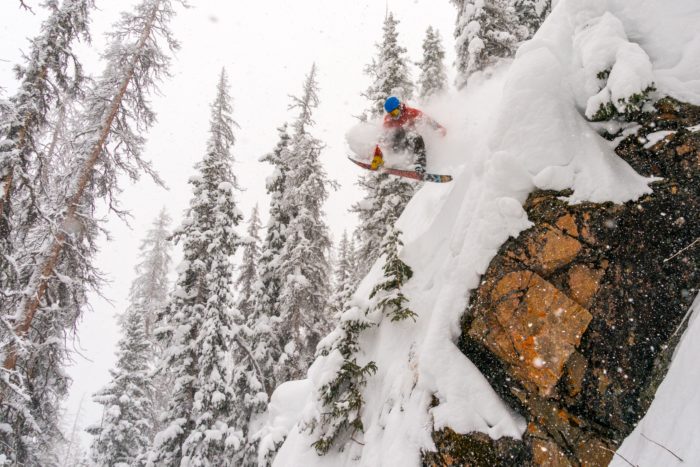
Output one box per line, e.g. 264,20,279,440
664,237,700,263
18,1,34,13
599,446,638,467
641,432,684,462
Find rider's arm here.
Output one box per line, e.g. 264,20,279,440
427,117,447,136
418,111,446,136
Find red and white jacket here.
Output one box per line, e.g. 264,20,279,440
382,104,446,134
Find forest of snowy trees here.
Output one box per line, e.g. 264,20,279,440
0,0,556,465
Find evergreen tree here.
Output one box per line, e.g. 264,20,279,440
128,208,172,338
125,208,172,435
243,125,290,390
363,12,414,118
330,230,358,318
353,11,417,279
229,330,268,467
0,8,93,456
235,204,262,319
452,0,523,88
228,204,269,467
148,69,244,466
351,171,415,280
275,64,334,383
309,303,377,455
418,26,449,100
513,0,551,39
369,224,416,323
246,124,290,394
231,126,293,465
0,0,92,257
1,1,181,464
87,308,154,467
309,222,414,454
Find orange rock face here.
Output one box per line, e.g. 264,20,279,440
567,265,605,308
555,214,579,237
470,271,592,396
526,226,582,274
531,438,572,467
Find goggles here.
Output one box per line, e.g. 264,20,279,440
389,107,401,118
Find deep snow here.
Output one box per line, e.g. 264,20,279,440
270,0,700,465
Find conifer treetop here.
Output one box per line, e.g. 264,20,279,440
148,66,243,466
418,26,449,100
88,307,154,466
363,12,414,117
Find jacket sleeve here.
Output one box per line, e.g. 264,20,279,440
424,114,446,134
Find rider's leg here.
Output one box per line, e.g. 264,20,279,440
410,134,427,174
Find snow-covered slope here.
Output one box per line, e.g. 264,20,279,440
272,0,700,465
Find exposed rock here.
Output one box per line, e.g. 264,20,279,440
507,224,583,275
424,428,530,467
469,271,592,396
567,265,604,308
424,97,700,465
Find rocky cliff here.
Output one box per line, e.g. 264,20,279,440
424,97,700,466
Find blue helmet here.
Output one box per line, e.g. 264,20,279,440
384,96,401,113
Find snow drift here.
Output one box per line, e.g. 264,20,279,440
271,0,700,465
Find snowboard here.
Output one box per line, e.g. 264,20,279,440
348,157,453,183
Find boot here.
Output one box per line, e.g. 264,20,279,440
370,145,384,170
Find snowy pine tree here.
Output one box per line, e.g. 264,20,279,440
0,0,92,256
353,11,417,279
1,1,182,464
351,170,415,281
330,230,358,318
452,0,523,88
0,8,93,456
235,204,262,320
418,26,449,100
245,124,291,395
309,222,414,454
87,308,154,467
275,64,334,383
128,208,172,338
513,0,551,39
309,304,378,455
369,223,416,323
228,203,270,466
226,126,294,465
2,0,181,367
241,124,291,402
148,68,244,466
363,12,414,118
124,208,172,435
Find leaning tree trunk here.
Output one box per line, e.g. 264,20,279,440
2,3,160,374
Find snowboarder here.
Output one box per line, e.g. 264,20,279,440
371,96,447,175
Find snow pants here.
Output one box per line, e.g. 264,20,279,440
389,128,427,172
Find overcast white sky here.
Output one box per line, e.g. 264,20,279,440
1,0,457,451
